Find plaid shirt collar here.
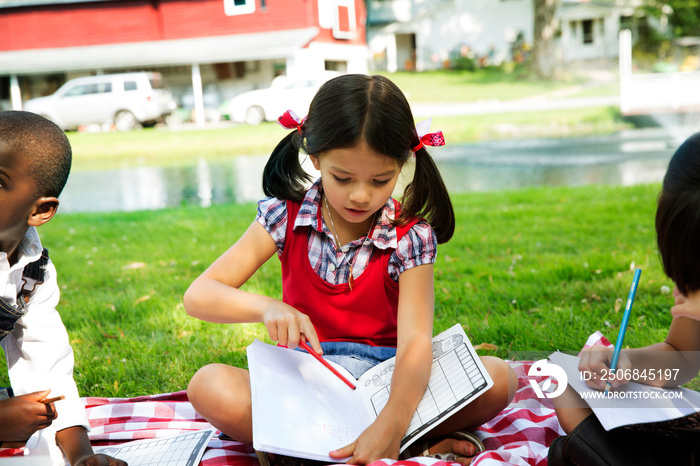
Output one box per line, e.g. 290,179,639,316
293,178,398,250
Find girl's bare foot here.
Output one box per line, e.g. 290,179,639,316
425,437,478,465
410,431,484,466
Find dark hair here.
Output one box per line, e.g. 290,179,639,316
262,74,455,243
655,132,700,295
0,111,72,198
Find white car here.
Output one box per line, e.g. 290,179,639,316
223,72,341,125
24,72,177,131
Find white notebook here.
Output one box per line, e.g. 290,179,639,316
549,351,700,431
248,324,494,462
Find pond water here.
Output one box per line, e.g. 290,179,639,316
59,128,680,214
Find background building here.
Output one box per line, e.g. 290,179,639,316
366,0,648,72
0,0,369,121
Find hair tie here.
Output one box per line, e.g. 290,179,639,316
278,110,306,133
413,118,445,154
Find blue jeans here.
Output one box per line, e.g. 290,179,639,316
314,341,397,379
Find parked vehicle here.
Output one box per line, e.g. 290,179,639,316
221,71,341,125
23,72,177,131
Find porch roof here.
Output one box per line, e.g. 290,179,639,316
0,27,319,75
559,2,613,21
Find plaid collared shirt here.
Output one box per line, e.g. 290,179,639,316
256,179,437,284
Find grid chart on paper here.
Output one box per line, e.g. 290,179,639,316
97,430,211,466
370,343,486,431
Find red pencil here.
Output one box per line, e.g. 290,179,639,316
298,339,356,390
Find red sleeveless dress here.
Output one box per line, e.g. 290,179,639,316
280,199,418,347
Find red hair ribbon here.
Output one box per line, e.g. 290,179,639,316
278,109,306,133
413,118,445,153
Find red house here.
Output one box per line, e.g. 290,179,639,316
0,0,368,122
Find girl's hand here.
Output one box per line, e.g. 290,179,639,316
578,346,632,391
671,287,700,321
262,301,322,353
0,390,56,442
329,416,403,465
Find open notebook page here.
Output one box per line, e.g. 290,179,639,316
248,340,371,462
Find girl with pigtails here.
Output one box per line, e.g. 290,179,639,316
185,74,516,466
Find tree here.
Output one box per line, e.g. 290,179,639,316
629,0,698,68
532,0,561,79
662,0,700,37
634,0,700,37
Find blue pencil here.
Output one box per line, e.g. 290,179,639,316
605,268,642,394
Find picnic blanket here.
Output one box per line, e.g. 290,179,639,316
1,332,611,466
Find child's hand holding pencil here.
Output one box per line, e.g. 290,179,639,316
0,389,64,444
578,346,633,391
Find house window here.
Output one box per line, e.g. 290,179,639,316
325,60,347,72
213,63,232,80
582,19,594,44
223,0,255,16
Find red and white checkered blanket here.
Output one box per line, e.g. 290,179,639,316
1,332,611,466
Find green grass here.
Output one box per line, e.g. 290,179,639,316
376,70,586,103
1,183,683,397
67,125,277,171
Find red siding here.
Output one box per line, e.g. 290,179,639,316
158,0,311,39
0,0,335,52
0,2,161,50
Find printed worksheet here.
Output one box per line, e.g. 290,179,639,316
363,327,492,445
93,428,215,466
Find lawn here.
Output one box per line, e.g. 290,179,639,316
1,183,683,397
375,69,589,103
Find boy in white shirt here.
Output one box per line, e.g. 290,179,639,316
0,111,125,466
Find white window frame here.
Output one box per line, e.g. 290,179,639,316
332,0,356,40
223,0,255,16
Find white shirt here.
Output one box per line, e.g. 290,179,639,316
1,227,89,465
